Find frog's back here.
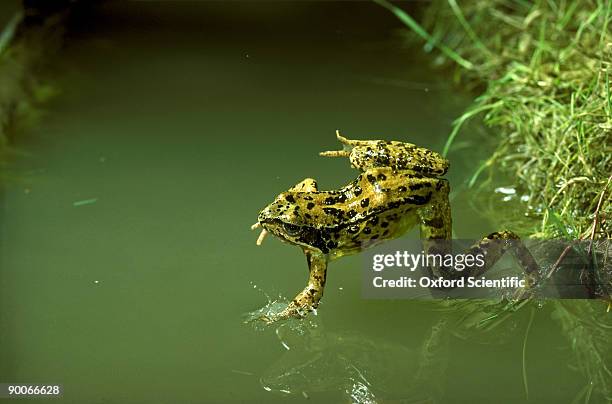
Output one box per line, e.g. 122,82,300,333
291,169,438,257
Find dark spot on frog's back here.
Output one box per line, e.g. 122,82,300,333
354,186,362,196
376,155,390,166
409,183,428,191
285,195,295,203
360,198,370,208
306,202,315,210
366,174,377,184
324,194,347,205
405,192,432,205
323,207,344,219
377,173,386,181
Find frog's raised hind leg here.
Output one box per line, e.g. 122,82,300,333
275,250,328,320
321,130,449,175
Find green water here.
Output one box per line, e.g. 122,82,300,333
1,2,608,403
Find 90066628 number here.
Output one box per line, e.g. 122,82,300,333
1,384,63,397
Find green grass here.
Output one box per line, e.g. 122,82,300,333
375,0,612,400
379,0,611,240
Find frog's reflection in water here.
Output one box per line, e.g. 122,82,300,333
258,315,450,403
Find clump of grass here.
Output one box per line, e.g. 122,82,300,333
418,0,611,241
375,0,612,400
377,0,611,239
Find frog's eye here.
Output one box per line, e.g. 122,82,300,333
282,222,302,236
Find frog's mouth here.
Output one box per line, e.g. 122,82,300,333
250,222,268,245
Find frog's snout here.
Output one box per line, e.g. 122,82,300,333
251,221,269,246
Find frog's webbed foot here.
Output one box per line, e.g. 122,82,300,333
250,295,315,325
258,302,310,324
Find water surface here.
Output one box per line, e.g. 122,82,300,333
0,2,595,403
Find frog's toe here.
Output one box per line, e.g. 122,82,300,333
258,311,298,325
335,129,355,145
258,313,277,324
320,150,350,158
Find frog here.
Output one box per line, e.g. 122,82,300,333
251,131,540,322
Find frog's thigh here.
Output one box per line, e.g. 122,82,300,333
418,179,451,241
417,179,452,277
289,178,318,192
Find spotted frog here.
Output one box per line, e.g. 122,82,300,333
251,131,539,321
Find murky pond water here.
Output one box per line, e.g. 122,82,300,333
1,2,608,403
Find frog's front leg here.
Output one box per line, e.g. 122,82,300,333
279,250,327,318
263,250,328,323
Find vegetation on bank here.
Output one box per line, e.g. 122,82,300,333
374,0,611,401
0,7,63,181
377,0,611,241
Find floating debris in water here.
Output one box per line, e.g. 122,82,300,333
73,198,98,207
494,187,516,195
495,187,517,202
230,369,254,376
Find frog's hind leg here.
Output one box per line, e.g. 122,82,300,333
463,231,541,298
319,130,373,158
418,181,540,296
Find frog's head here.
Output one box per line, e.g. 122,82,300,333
252,191,326,252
